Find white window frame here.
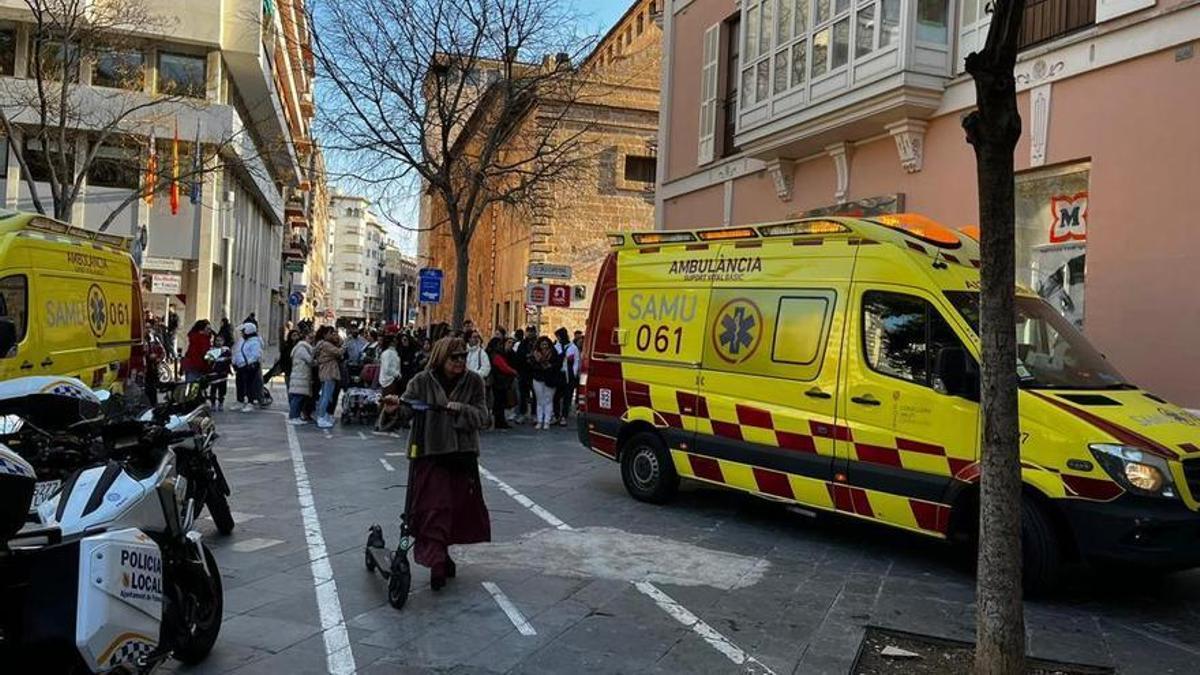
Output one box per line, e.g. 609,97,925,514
698,23,721,165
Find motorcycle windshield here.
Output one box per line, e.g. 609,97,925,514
0,376,102,428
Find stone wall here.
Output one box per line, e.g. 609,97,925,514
424,0,662,336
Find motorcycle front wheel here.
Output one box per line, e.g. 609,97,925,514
168,543,223,664
205,490,235,535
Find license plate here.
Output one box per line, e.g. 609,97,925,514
31,480,61,508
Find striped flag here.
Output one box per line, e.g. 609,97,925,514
169,117,179,215
144,131,157,206
189,121,202,205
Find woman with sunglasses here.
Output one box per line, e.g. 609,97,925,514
398,336,491,590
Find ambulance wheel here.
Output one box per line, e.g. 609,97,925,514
1021,497,1062,596
620,432,678,504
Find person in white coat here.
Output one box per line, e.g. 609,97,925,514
466,331,492,416
288,332,315,424
231,322,264,411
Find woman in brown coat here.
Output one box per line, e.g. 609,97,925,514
399,336,491,590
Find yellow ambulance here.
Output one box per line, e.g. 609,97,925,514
578,214,1200,590
0,210,143,389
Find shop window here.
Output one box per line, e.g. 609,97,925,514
1015,163,1090,329
93,49,145,90
157,52,207,99
0,274,28,356
623,155,656,183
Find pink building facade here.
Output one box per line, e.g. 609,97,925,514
656,0,1200,405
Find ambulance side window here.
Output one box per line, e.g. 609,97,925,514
862,290,961,388
0,274,28,357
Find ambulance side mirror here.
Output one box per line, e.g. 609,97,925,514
934,346,979,401
0,319,17,359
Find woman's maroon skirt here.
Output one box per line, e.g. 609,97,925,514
407,452,491,569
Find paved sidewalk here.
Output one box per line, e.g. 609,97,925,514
172,383,1200,674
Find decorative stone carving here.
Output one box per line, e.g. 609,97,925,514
885,119,928,174
1029,83,1052,167
825,142,852,204
765,158,796,202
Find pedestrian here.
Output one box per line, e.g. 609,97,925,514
375,333,403,431
314,327,344,429
398,333,419,390
529,335,561,430
345,327,368,364
217,318,234,348
466,331,491,415
398,336,491,590
166,305,180,358
488,337,517,429
232,322,264,411
513,328,534,423
265,329,299,386
181,320,213,383
553,327,580,426
416,337,432,372
288,330,315,425
206,336,231,410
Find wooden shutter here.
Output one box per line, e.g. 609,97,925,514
697,24,721,166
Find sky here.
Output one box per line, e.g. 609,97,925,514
320,0,634,256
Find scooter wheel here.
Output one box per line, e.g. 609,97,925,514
387,556,411,610
365,548,377,572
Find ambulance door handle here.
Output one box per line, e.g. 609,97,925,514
19,360,33,370
40,357,54,367
851,394,881,407
805,387,831,400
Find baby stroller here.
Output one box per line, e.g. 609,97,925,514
340,361,381,425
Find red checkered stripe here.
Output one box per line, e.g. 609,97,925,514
624,380,957,536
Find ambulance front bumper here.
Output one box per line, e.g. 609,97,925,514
1060,495,1200,570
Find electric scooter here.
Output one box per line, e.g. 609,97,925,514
363,399,433,610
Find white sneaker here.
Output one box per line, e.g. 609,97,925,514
240,403,252,412
317,418,334,429
287,418,306,426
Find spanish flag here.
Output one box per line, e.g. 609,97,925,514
169,118,180,216
144,131,157,206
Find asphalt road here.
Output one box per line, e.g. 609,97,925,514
169,384,1200,674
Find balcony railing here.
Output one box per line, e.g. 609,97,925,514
734,0,952,157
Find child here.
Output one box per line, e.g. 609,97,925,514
206,337,232,411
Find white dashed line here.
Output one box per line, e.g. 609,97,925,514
379,457,395,472
231,537,284,553
384,452,407,456
357,431,367,440
482,581,537,636
478,466,571,531
477,464,774,673
285,421,356,675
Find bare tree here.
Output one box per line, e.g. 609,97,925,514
0,0,275,234
962,0,1027,672
309,0,598,329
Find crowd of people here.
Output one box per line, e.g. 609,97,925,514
168,314,583,433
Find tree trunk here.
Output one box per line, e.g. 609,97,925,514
451,239,470,331
963,1,1026,674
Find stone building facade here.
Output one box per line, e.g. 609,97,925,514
420,0,662,335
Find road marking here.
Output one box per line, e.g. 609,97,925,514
231,537,284,553
634,581,774,673
285,421,356,675
357,431,367,440
479,466,572,531
478,464,774,674
482,581,537,636
379,457,395,472
384,452,407,456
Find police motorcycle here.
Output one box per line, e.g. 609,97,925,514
0,377,223,672
141,377,233,535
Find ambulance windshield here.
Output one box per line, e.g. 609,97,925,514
943,291,1131,390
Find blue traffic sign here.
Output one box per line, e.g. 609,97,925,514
418,268,443,304
288,291,304,307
